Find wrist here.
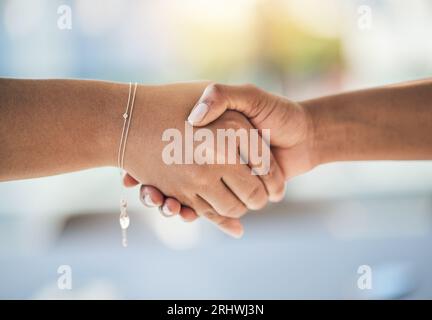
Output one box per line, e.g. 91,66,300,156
301,96,345,166
96,81,134,167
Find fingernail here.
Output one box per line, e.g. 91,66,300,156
188,102,208,125
160,203,174,217
143,194,156,207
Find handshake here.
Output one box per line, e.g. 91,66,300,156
121,82,315,238
1,78,431,239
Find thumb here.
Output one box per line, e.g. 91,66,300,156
187,83,265,127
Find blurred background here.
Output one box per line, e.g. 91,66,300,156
1,0,432,299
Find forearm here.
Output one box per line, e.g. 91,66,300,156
0,79,128,181
303,79,432,165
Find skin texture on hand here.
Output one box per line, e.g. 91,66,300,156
122,82,286,237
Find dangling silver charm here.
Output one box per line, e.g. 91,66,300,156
119,198,130,247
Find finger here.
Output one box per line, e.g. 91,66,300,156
140,185,164,207
222,168,267,211
257,152,286,202
205,112,270,209
200,180,248,219
193,194,244,238
123,173,139,187
229,116,285,203
159,198,181,217
179,206,199,222
187,83,264,127
242,135,286,202
214,111,285,202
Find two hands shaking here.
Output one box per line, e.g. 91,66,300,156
1,78,431,238
122,79,432,238
124,82,314,238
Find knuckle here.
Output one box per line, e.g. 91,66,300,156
242,83,265,115
204,210,217,219
206,83,225,101
224,203,247,218
243,83,259,92
199,207,218,221
247,185,263,202
218,217,235,229
246,185,267,210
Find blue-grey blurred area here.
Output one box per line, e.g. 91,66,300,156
1,0,432,299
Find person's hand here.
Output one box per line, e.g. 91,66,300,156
140,83,316,220
187,83,316,178
123,82,286,237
